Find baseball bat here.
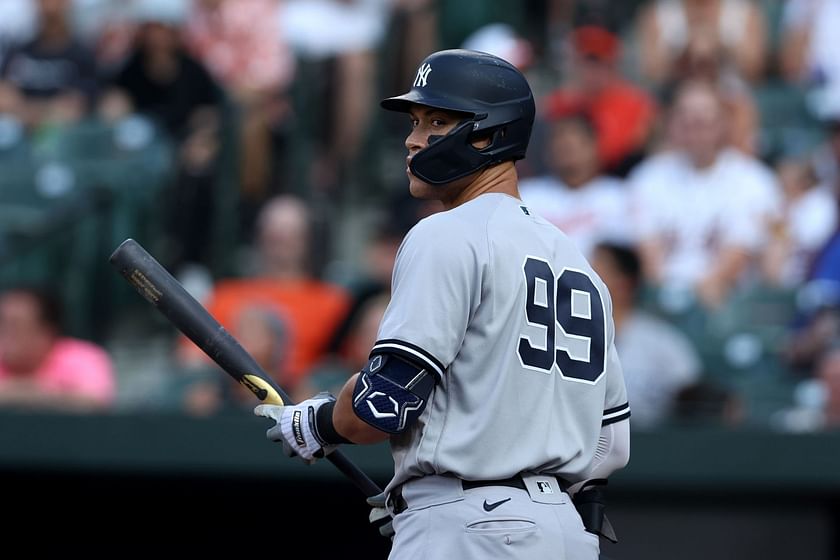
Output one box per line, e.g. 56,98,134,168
109,238,382,498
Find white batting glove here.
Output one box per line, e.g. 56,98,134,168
254,393,337,465
367,492,395,540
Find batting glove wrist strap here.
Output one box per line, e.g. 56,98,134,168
315,399,353,445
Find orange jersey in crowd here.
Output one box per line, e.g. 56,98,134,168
197,278,350,386
544,82,657,171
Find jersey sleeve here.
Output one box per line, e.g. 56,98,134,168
602,343,630,426
371,215,484,380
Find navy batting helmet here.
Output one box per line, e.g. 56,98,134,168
381,49,535,185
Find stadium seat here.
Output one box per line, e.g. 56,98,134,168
754,80,825,160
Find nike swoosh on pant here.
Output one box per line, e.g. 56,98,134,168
483,498,512,512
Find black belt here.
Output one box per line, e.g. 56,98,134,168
464,474,569,494
462,474,528,492
389,474,567,515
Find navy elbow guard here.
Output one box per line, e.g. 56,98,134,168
352,353,436,433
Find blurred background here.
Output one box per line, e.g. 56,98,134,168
1,0,839,557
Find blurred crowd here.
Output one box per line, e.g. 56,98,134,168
1,0,840,434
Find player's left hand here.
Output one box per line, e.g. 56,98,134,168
254,393,338,464
366,491,395,540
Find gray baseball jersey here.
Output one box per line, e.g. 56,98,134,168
372,193,630,493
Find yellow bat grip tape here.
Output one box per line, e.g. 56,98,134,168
240,374,285,405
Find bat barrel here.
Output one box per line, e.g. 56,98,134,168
109,239,286,401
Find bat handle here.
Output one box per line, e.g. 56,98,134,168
328,452,382,497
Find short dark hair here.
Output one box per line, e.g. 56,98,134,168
594,242,642,285
1,285,64,331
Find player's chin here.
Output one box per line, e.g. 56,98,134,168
407,174,438,199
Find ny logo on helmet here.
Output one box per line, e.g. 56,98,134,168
414,63,432,87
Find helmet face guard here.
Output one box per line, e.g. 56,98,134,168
381,49,535,186
409,120,489,185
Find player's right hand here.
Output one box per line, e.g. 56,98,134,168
254,393,337,465
366,492,395,540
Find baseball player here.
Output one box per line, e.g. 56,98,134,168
255,49,631,559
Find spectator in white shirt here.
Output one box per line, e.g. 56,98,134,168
519,112,633,258
762,157,837,288
591,241,702,429
780,0,840,120
629,80,782,308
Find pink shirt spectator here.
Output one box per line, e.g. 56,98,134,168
186,0,294,94
0,337,116,406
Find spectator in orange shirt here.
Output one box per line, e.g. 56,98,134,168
179,195,350,393
0,286,116,411
542,25,657,176
294,293,390,403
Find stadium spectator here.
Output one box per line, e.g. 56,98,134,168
294,293,389,402
591,242,702,429
0,0,35,68
542,25,657,176
519,112,633,258
460,22,535,73
811,118,840,191
636,0,767,87
100,6,221,140
316,187,440,348
323,216,403,359
635,0,761,154
98,4,225,271
85,0,191,74
809,226,840,288
780,0,840,120
179,195,350,393
0,0,97,130
0,80,25,119
178,305,290,416
784,221,840,375
762,157,837,287
629,80,781,309
379,0,438,136
280,0,389,192
671,379,745,427
186,0,295,210
0,286,115,411
775,343,840,432
786,303,840,375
